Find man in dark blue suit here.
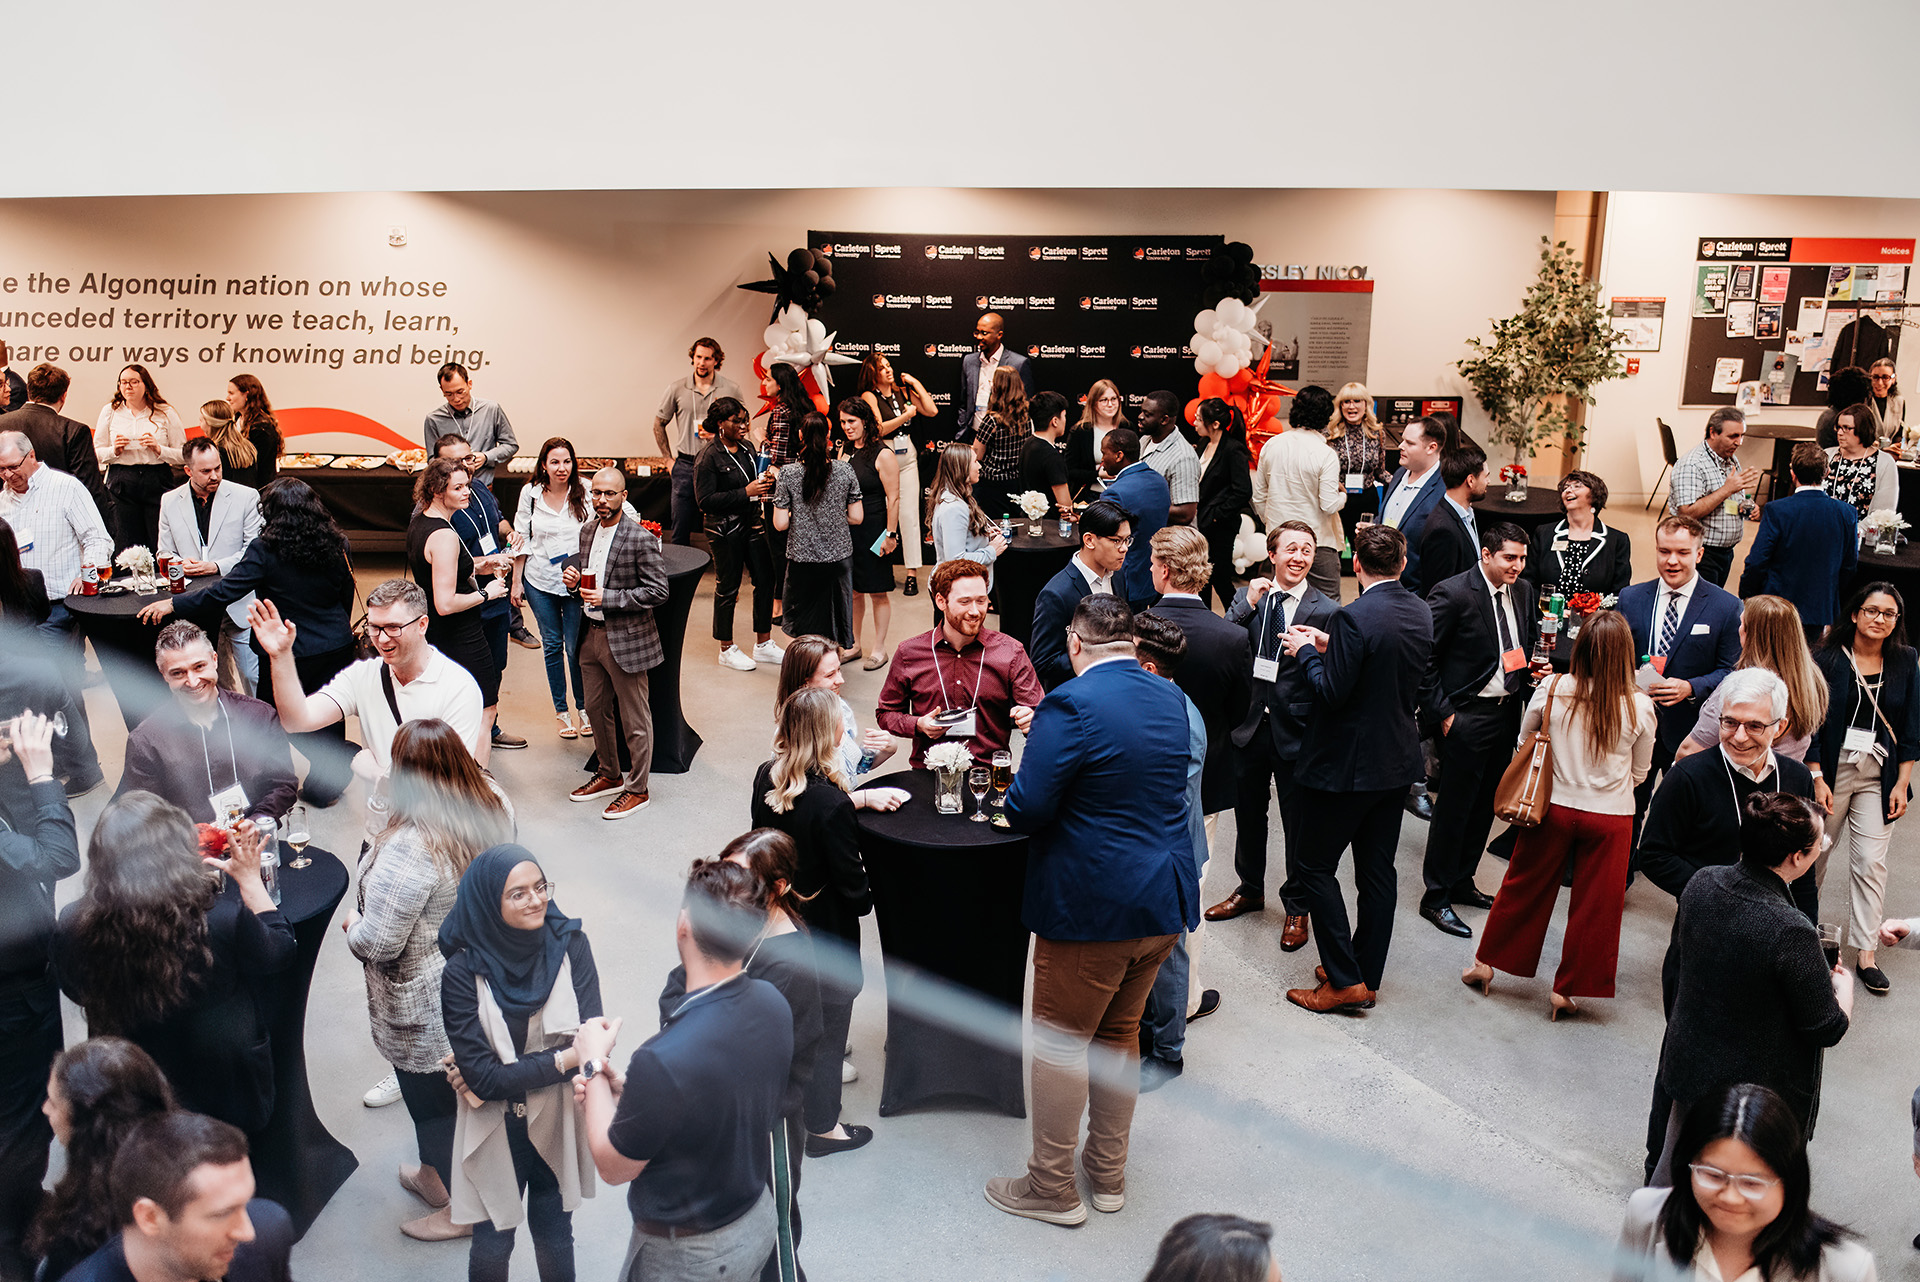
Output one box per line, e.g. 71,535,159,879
989,594,1196,1226
955,312,1035,441
1028,499,1131,690
1280,523,1433,1011
1098,429,1171,611
1413,439,1487,597
1738,443,1860,642
1378,415,1447,594
1619,513,1743,842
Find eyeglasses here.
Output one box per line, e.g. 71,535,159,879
1689,1163,1780,1200
505,880,556,906
1099,534,1134,548
1860,606,1900,621
1718,716,1779,736
1870,373,1895,381
364,616,426,639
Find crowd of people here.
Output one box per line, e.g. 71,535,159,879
0,323,1916,1280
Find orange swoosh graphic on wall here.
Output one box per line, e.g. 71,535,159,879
277,408,416,452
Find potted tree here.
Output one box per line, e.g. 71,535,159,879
1456,237,1629,486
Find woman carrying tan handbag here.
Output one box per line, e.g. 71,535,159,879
1464,610,1657,1020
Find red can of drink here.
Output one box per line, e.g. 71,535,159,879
167,560,186,594
80,562,99,596
155,553,171,579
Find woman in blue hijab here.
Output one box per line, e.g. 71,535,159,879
438,845,603,1280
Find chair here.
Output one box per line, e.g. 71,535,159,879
1645,418,1679,511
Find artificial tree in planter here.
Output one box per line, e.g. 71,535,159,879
1456,237,1629,478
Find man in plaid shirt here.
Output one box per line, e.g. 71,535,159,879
0,431,112,644
1667,407,1761,587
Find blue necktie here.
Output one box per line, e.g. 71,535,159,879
1657,590,1680,657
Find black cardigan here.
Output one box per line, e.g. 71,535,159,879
1657,862,1848,1126
1196,438,1253,533
1638,748,1820,923
1809,642,1920,820
173,540,357,657
442,930,603,1102
1522,519,1633,598
749,763,871,945
694,438,765,530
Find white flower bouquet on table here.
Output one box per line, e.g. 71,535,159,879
1861,509,1909,555
1015,490,1050,532
115,545,157,592
925,740,974,814
925,741,973,773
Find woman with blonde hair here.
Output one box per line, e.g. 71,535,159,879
344,718,515,1240
926,442,1006,586
751,687,874,1157
1677,594,1829,765
970,365,1030,518
1327,382,1388,574
1464,610,1658,1018
1067,378,1129,497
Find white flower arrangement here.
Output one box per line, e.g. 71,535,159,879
115,545,155,576
924,742,973,773
1015,491,1050,521
1861,509,1909,537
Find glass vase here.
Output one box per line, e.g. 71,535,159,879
1028,521,1043,536
1874,534,1897,556
1504,483,1528,503
933,767,965,815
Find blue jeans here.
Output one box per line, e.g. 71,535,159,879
524,584,584,714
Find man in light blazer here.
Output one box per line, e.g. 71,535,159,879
1209,520,1338,954
156,438,263,694
955,312,1035,441
1029,499,1130,689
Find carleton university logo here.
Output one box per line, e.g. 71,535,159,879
817,245,833,255
1133,248,1145,260
871,294,885,308
923,343,937,357
923,245,938,259
974,295,989,309
1027,345,1039,357
1130,346,1142,358
1028,246,1041,260
1079,297,1092,309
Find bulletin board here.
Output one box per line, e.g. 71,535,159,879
1681,235,1913,408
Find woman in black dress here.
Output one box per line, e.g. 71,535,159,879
410,457,506,765
223,374,283,491
1524,469,1633,668
1192,398,1252,608
837,398,898,671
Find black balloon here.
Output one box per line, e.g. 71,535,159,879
787,248,813,273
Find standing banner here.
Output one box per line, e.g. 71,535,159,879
1255,276,1374,393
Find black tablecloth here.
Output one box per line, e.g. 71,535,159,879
66,574,225,731
253,846,357,1239
1852,539,1920,604
1472,486,1564,536
289,465,669,553
581,544,709,776
855,769,1029,1118
1744,422,1819,501
994,522,1078,650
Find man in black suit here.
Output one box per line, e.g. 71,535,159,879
1280,523,1433,1011
1415,439,1487,594
1209,520,1338,952
1028,499,1130,690
1417,521,1538,938
956,312,1035,441
0,363,112,521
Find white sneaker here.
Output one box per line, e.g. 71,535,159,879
841,1058,858,1084
717,645,758,672
754,640,785,662
363,1069,402,1108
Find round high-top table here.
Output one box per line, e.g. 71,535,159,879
854,768,1030,1118
1743,422,1820,500
1852,538,1920,604
579,543,710,777
65,573,225,730
1472,486,1565,536
993,521,1078,650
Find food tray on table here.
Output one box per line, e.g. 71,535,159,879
386,447,429,472
328,455,386,469
281,453,335,469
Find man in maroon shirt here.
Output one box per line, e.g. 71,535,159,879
875,559,1044,765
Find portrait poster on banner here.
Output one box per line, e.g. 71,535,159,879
1254,277,1374,392
1754,303,1782,340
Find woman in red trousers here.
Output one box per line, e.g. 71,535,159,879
1464,610,1657,1019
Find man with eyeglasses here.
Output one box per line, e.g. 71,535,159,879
249,578,483,835
0,430,113,646
1028,499,1130,690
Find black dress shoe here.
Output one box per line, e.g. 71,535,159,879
1403,792,1434,821
1451,886,1495,910
805,1124,873,1157
1139,1055,1183,1092
903,574,919,597
1420,903,1473,938
1187,989,1221,1022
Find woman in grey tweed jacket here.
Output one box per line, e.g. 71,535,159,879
344,719,514,1239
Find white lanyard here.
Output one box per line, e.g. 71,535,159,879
1721,751,1771,829
720,442,756,485
928,633,989,712
200,701,240,798
1845,648,1888,734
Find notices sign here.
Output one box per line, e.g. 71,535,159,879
1695,265,1730,316
1609,297,1665,351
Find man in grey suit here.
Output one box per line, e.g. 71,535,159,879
1208,521,1337,953
956,312,1035,441
563,467,668,820
153,439,263,694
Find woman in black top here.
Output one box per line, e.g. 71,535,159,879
410,458,506,759
1192,398,1253,608
146,477,358,802
837,398,898,670
695,397,777,665
53,794,294,1141
1524,469,1633,668
440,844,601,1282
751,688,871,1158
223,375,283,491
1810,581,1920,994
0,518,50,630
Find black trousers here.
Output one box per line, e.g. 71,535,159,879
1697,543,1736,588
1231,731,1305,914
803,924,862,1136
259,642,358,804
470,1112,573,1282
1421,696,1523,910
1630,739,1678,864
1294,785,1406,992
106,462,172,553
0,978,62,1282
396,1068,458,1189
762,1111,806,1282
710,526,775,644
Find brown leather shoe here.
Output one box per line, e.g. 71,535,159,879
1280,914,1310,951
569,775,621,803
1286,981,1375,1013
1313,964,1380,994
602,790,651,820
1204,892,1265,922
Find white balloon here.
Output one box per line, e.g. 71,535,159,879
1217,354,1243,377
806,318,827,342
1216,298,1243,327
763,324,786,349
1196,339,1224,367
1194,355,1214,376
1192,309,1218,336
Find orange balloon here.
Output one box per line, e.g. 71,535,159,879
1197,373,1231,400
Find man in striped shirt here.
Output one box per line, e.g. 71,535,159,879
0,431,112,642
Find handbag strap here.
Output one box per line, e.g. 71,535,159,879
380,662,404,726
1536,675,1563,740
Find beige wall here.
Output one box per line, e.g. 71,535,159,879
0,188,1555,456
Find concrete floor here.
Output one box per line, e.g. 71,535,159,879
52,503,1920,1281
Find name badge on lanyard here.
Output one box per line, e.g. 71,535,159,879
1253,655,1280,683
1844,726,1877,754
209,782,250,827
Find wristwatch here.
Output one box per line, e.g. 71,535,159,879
580,1057,602,1082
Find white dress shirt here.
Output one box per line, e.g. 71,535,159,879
1650,573,1699,657
0,465,113,598
1475,566,1523,699
584,521,617,621
975,347,1003,411
1381,464,1434,529
1070,552,1111,597
93,403,187,467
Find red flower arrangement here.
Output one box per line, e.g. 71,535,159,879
1499,463,1528,486
641,520,663,539
195,824,229,859
1566,591,1604,617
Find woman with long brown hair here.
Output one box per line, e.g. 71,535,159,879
1677,594,1829,764
411,457,506,762
1067,378,1129,497
511,437,605,737
969,365,1030,518
837,397,898,669
1464,610,1658,1019
858,352,936,596
926,443,1005,585
93,364,186,551
223,374,283,490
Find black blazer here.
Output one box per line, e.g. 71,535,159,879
1523,519,1632,598
0,402,112,518
1147,596,1253,814
1419,568,1538,731
1030,559,1095,690
1809,643,1920,820
1416,499,1476,593
750,764,871,945
175,539,357,657
1195,439,1252,533
1295,581,1433,792
1064,426,1100,500
1229,583,1339,760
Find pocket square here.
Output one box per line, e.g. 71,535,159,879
1690,623,1710,634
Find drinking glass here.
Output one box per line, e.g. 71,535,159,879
967,767,991,822
0,711,69,750
990,750,1012,806
284,803,313,870
1818,923,1841,970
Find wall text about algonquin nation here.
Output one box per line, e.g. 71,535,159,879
0,268,485,373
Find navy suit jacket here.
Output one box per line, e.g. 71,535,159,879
1101,461,1170,606
1296,580,1433,792
1005,659,1198,941
1229,582,1339,760
1148,594,1253,815
1420,568,1539,731
1737,487,1860,628
955,349,1035,439
1414,497,1476,598
1030,558,1095,690
1620,575,1743,752
1381,466,1443,591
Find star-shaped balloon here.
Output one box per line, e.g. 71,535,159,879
764,304,859,406
739,248,838,319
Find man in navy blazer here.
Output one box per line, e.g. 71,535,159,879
1098,429,1171,611
1280,523,1433,1012
990,594,1195,1226
1378,416,1447,593
1412,439,1487,597
1028,499,1130,689
1737,444,1860,637
1620,513,1743,840
955,312,1035,441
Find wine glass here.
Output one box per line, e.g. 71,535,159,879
0,710,69,749
967,767,991,822
284,803,312,870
